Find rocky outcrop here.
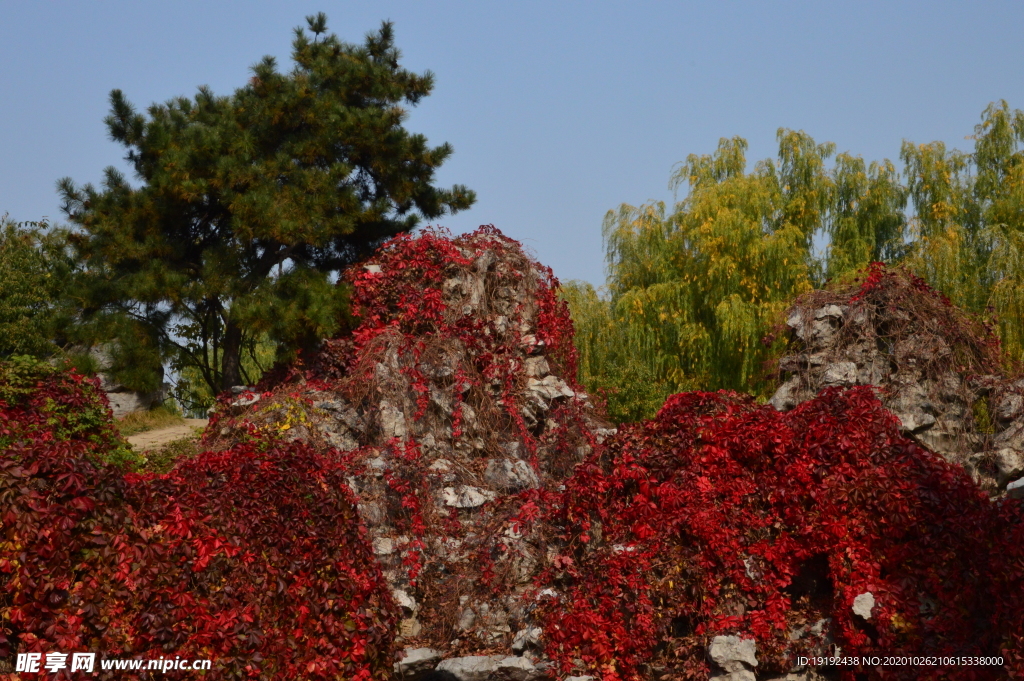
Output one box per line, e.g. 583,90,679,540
770,266,1024,495
86,344,168,418
207,228,609,678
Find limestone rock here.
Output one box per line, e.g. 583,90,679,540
442,486,497,508
484,458,541,491
435,655,504,681
495,656,537,681
770,377,804,412
373,537,395,556
379,400,407,439
995,391,1024,423
708,635,758,673
392,588,418,613
853,591,875,620
511,626,542,652
822,361,858,387
524,356,550,377
527,375,575,401
1007,477,1024,499
995,448,1024,486
395,647,441,676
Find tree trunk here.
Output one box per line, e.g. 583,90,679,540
220,319,244,392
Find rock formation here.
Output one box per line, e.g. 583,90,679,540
83,343,169,418
205,227,611,677
769,263,1024,497
199,248,1024,680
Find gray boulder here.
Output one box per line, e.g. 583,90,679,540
484,458,541,491
708,635,758,673
395,648,441,676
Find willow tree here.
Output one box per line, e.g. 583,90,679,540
571,130,907,412
902,101,1024,363
58,14,475,396
601,134,820,398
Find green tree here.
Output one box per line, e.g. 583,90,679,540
571,130,907,408
560,281,670,423
0,218,76,358
58,14,475,395
902,101,1024,363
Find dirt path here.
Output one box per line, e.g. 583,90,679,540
127,419,208,451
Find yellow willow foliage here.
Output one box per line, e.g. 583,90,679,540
990,227,1024,361
601,135,818,397
903,100,1024,367
560,280,674,423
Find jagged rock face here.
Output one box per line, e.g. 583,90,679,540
68,344,169,418
769,265,1024,495
206,227,610,675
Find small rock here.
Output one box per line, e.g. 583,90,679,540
822,361,858,387
995,448,1024,485
429,458,456,483
496,656,536,681
524,356,550,377
995,392,1024,422
853,591,875,620
399,617,421,637
708,635,758,673
324,429,359,452
511,626,542,652
372,537,394,556
770,377,803,412
815,304,844,319
484,459,541,491
895,411,936,434
357,502,386,526
229,392,260,408
436,655,503,681
392,588,418,613
379,401,407,439
457,607,476,631
443,486,497,508
520,335,545,355
527,375,575,401
500,441,523,458
1007,477,1024,499
394,647,441,676
366,457,387,477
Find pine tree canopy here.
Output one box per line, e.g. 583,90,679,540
58,14,476,395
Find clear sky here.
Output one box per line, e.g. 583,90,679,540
3,1,1023,287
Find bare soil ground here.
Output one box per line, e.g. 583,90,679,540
126,419,208,451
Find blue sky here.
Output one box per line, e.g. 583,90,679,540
3,1,1023,286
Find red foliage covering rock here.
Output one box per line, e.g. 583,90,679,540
543,386,1024,680
0,359,395,680
4,236,1024,681
207,226,609,669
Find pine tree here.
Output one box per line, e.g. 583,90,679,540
58,15,475,395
